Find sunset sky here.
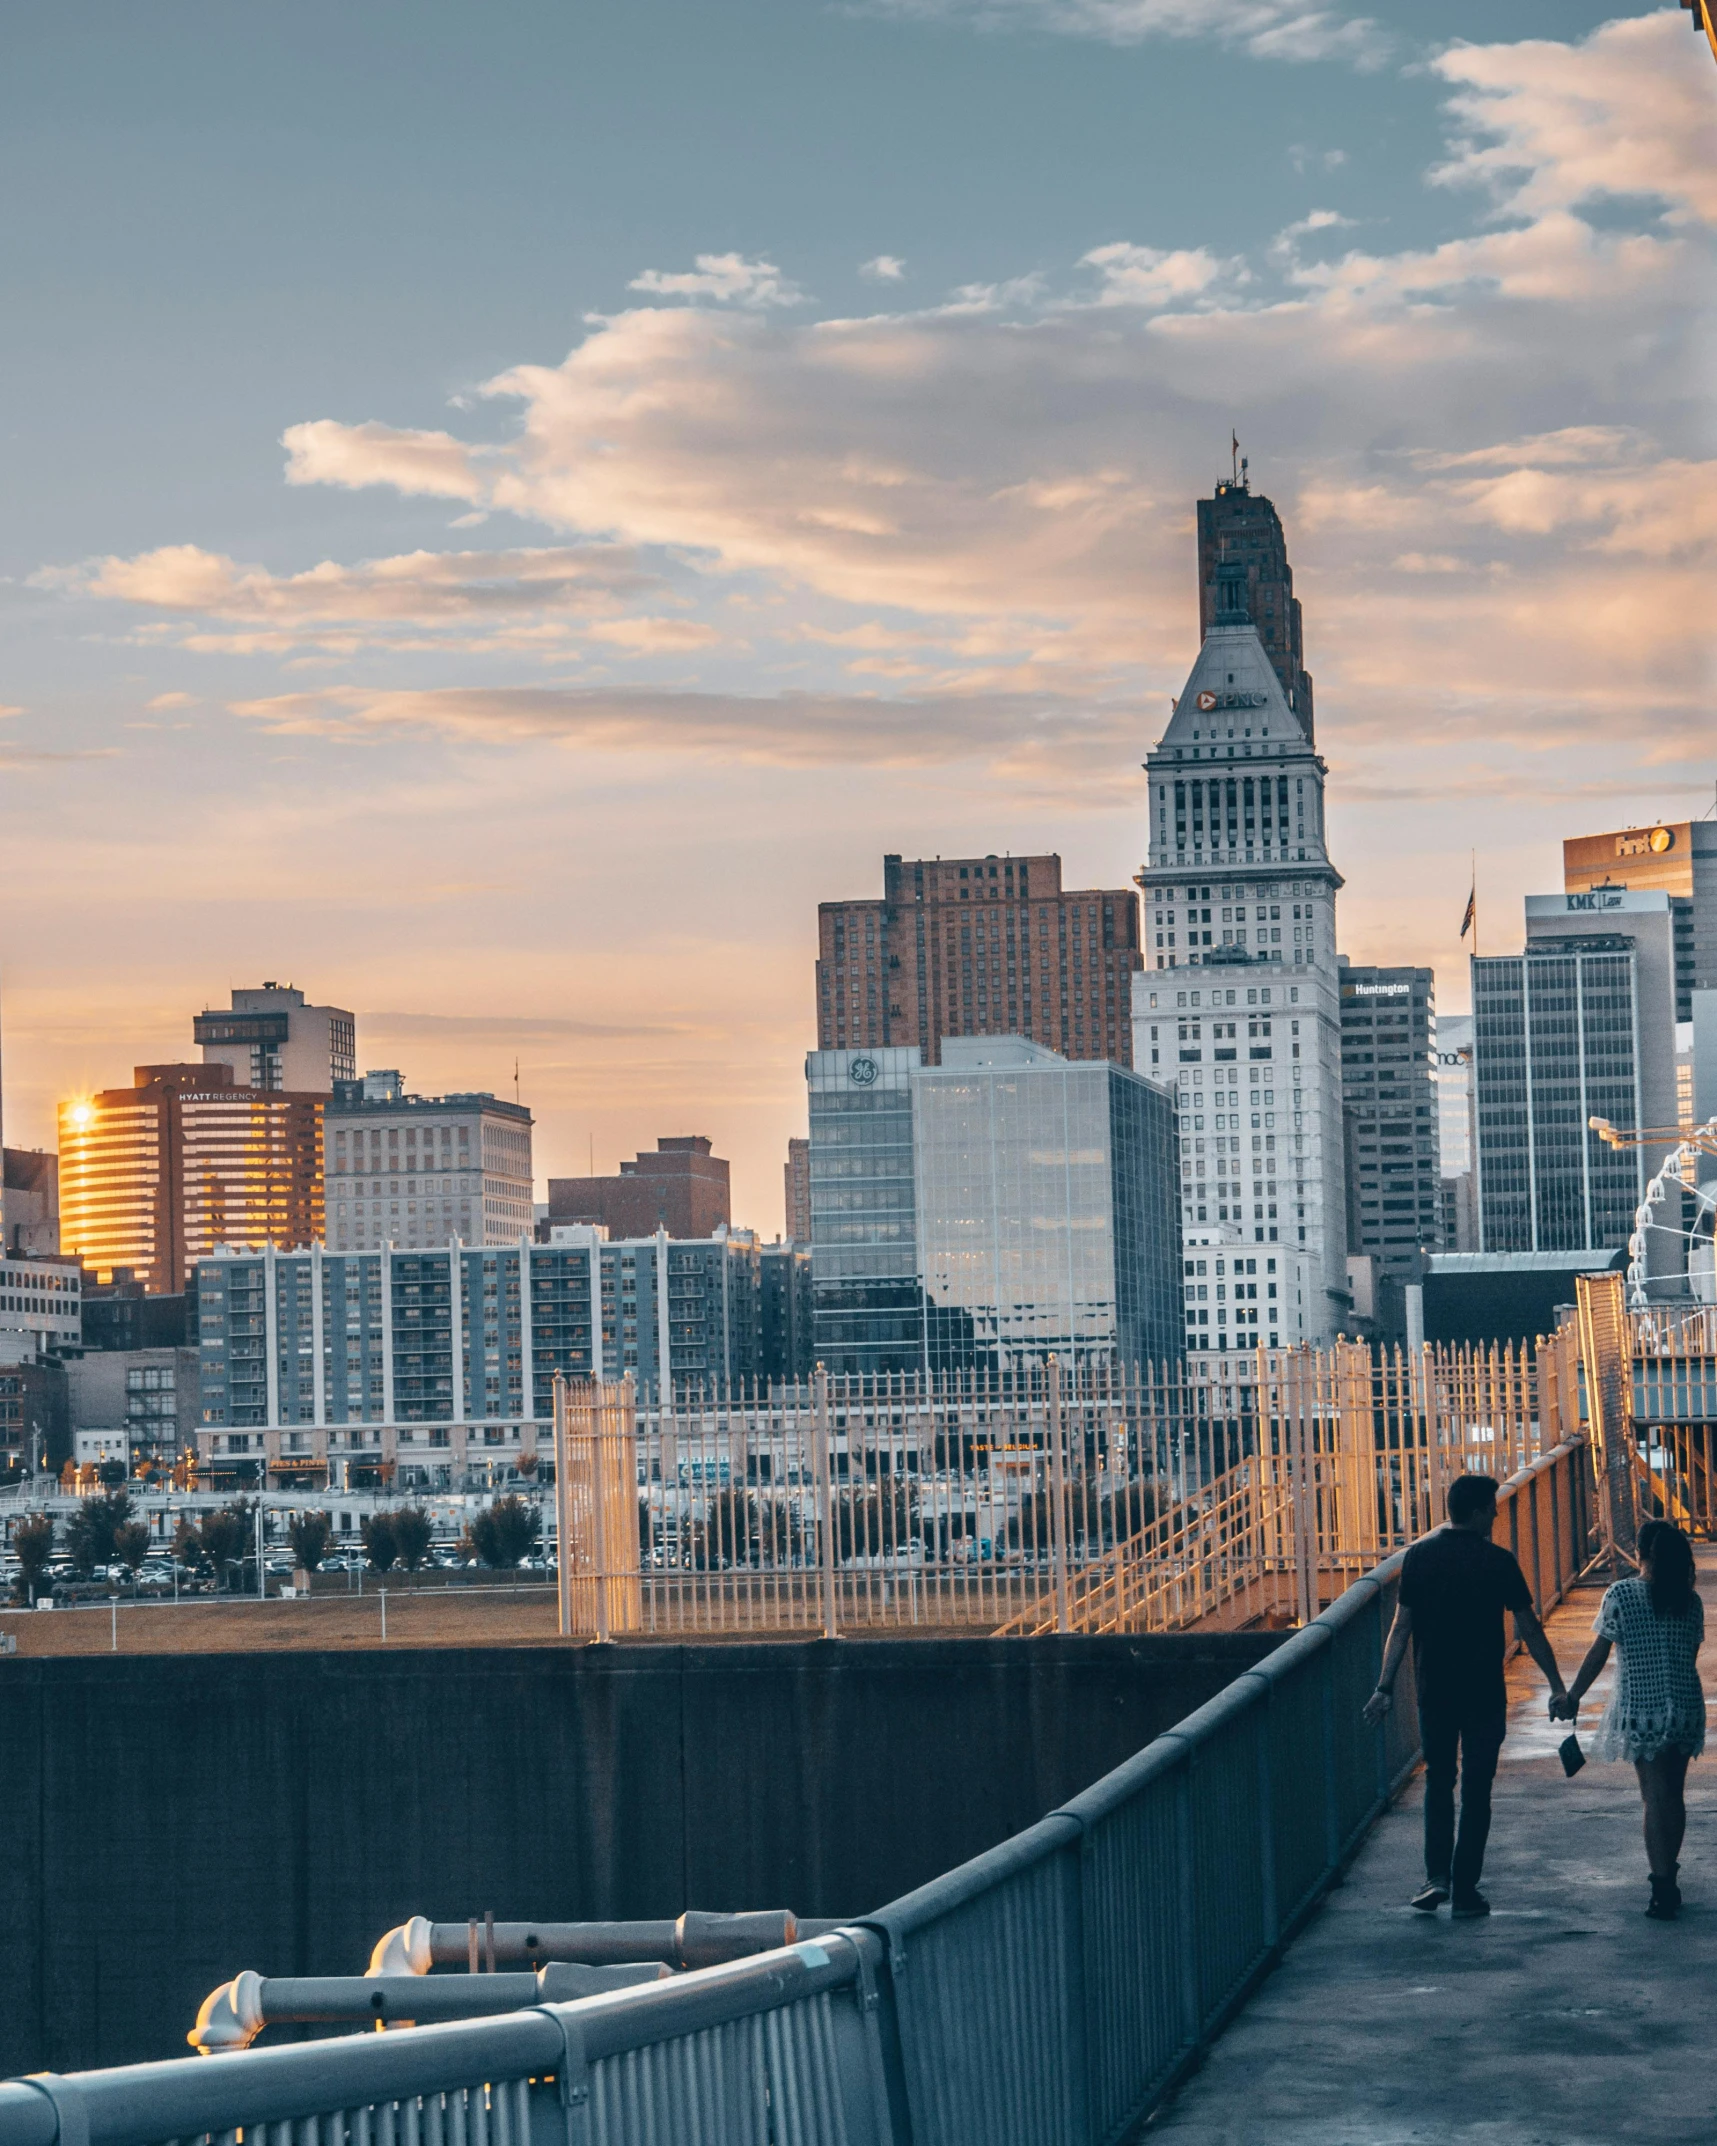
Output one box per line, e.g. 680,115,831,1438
3,0,1713,1231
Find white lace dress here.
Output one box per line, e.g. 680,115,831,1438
1592,1576,1706,1764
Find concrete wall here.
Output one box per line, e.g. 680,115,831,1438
0,1631,1279,2077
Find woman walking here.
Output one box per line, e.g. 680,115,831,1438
1557,1519,1705,1919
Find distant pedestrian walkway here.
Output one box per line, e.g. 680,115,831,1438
1151,1548,1717,2144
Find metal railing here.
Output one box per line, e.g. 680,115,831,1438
0,1437,1592,2146
548,1338,1582,1640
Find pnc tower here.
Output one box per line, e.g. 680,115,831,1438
1132,490,1349,1350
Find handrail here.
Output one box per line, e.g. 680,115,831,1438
0,1439,1593,2146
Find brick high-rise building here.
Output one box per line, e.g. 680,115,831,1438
547,1135,731,1241
1197,474,1315,741
815,853,1143,1067
58,1064,324,1293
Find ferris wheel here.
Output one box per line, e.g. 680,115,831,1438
1590,1115,1717,1312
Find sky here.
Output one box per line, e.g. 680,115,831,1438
2,0,1714,1232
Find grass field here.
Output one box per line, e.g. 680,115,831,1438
0,1583,569,1656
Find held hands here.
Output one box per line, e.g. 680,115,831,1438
1362,1687,1393,1727
1548,1691,1577,1722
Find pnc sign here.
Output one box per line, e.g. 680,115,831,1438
1195,690,1269,713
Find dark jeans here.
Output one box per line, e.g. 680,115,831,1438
1419,1694,1506,1897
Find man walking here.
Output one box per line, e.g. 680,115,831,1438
1363,1473,1567,1917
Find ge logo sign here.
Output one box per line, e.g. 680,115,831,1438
849,1056,879,1086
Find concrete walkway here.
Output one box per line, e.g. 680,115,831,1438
1152,1549,1717,2145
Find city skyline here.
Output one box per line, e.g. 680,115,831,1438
2,1,1712,1229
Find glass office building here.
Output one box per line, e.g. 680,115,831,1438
913,1041,1181,1375
807,1048,924,1377
806,1040,1183,1377
1473,940,1645,1252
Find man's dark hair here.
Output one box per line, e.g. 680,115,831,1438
1447,1474,1500,1525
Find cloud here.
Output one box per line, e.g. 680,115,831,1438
362,1010,690,1041
1079,241,1243,306
58,12,1717,825
0,703,23,719
629,253,804,306
225,681,1144,776
861,255,907,281
283,418,486,500
145,691,197,710
1432,14,1717,228
49,541,664,655
862,0,1389,68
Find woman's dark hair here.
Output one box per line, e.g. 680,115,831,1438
1638,1519,1698,1618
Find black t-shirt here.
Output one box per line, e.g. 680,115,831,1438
1397,1526,1533,1710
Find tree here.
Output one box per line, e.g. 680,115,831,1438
465,1495,540,1569
64,1490,133,1577
11,1513,53,1603
688,1485,796,1571
1008,1482,1106,1556
113,1520,152,1587
288,1511,332,1573
361,1511,398,1572
1108,1480,1161,1544
835,1480,916,1563
515,1451,539,1480
199,1505,249,1588
391,1506,434,1572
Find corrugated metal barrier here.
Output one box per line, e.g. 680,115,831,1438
0,1439,1590,2146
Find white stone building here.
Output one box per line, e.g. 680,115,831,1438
1132,556,1350,1348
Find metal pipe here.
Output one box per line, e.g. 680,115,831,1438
190,1964,671,2053
366,1908,800,1977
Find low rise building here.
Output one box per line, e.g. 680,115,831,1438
0,1254,81,1361
3,1147,58,1256
0,1358,68,1477
67,1346,200,1473
547,1135,730,1241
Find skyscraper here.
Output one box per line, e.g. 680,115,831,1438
1562,819,1717,1019
1472,888,1679,1255
815,853,1143,1068
1197,475,1315,740
1338,964,1442,1289
1134,526,1349,1344
195,983,355,1092
58,1064,323,1292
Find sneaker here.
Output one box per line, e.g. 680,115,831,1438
1450,1891,1491,1919
1410,1881,1450,1912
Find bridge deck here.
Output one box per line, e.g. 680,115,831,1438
1153,1548,1717,2144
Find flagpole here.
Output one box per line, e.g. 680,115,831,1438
1471,848,1478,960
